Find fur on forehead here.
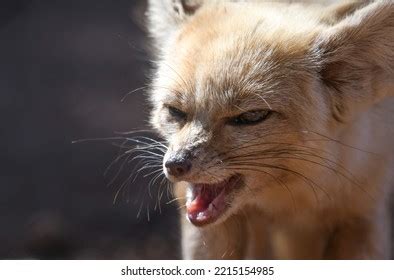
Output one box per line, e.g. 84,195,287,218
149,2,326,121
146,0,369,47
148,0,394,123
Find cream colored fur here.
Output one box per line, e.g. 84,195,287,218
146,0,394,259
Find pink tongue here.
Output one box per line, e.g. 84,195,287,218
187,187,214,216
186,186,226,226
185,176,240,226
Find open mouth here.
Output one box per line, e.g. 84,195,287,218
185,175,242,227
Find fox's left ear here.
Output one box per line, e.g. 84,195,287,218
315,0,394,121
146,0,204,47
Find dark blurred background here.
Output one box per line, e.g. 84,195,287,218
0,0,180,259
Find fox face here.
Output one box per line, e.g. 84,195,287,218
147,0,394,228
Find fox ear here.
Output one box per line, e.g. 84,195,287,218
146,0,204,46
315,0,394,121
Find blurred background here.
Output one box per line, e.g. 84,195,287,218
0,0,180,259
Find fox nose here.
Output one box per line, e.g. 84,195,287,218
165,157,192,178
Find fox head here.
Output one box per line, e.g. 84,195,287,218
146,0,394,227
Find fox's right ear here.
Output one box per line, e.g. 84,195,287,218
146,0,204,47
314,0,394,121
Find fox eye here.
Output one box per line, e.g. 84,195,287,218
167,106,187,122
228,110,272,126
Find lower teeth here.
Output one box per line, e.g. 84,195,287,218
197,212,206,220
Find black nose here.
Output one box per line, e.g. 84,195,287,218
165,157,192,178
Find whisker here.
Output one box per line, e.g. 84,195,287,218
106,152,134,188
166,197,185,205
228,152,359,186
121,85,151,102
228,167,297,211
227,163,329,205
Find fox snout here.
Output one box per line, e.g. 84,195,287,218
164,123,214,180
164,152,193,178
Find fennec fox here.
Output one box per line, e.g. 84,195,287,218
146,0,394,259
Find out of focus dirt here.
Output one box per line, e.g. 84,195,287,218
0,0,180,259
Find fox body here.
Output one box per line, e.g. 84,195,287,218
146,0,394,259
